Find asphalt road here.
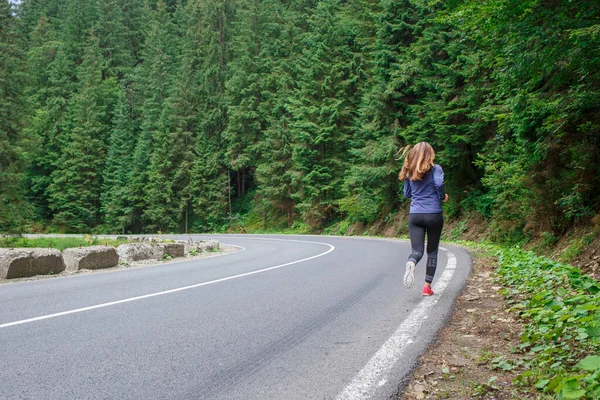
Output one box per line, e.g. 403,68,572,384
0,234,471,400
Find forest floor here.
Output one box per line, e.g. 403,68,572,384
397,247,536,399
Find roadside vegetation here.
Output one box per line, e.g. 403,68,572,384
493,245,600,399
0,236,135,251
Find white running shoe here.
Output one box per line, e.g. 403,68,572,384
403,261,415,288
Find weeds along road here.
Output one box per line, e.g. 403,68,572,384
0,234,471,400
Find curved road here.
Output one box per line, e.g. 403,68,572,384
0,235,471,399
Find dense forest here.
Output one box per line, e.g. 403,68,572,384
1,0,599,238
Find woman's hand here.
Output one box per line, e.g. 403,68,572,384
444,194,449,203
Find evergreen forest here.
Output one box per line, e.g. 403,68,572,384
1,0,599,238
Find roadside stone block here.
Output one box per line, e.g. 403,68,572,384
62,246,119,272
183,239,220,255
0,248,65,279
197,240,220,252
116,243,163,262
159,243,185,258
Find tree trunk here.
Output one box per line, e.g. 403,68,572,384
185,202,189,234
241,168,246,197
237,168,242,197
228,171,232,216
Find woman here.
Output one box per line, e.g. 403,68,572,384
399,142,448,296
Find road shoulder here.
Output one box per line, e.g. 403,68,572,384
398,246,530,399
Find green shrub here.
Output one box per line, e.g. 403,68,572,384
561,234,597,262
338,194,381,225
540,232,558,248
449,220,468,240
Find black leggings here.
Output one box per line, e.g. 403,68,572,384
407,213,444,284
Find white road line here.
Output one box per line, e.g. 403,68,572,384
0,239,335,330
335,248,457,400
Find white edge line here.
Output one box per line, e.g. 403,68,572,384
335,248,457,400
0,239,335,330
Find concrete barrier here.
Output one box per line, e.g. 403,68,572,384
63,246,119,272
0,248,65,279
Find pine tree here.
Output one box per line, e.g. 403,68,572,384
16,0,63,39
165,84,198,232
249,1,306,226
190,132,228,231
47,33,110,231
0,0,26,148
255,111,298,227
144,114,178,232
121,0,146,65
25,44,75,222
93,0,134,79
24,16,65,221
129,0,178,231
185,0,236,228
286,0,365,227
25,16,57,105
61,0,97,64
224,0,276,200
162,5,202,233
0,0,32,232
101,84,136,233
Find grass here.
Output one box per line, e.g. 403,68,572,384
0,236,135,251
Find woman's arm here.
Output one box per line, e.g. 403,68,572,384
433,165,446,201
403,179,412,198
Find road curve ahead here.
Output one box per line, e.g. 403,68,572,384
0,234,471,400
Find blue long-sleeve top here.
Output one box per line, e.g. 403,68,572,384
403,164,446,214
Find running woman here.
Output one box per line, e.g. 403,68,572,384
399,142,448,296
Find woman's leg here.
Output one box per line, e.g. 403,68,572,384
404,214,426,288
408,214,426,264
424,214,444,284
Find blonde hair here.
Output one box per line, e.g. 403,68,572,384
398,142,435,181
